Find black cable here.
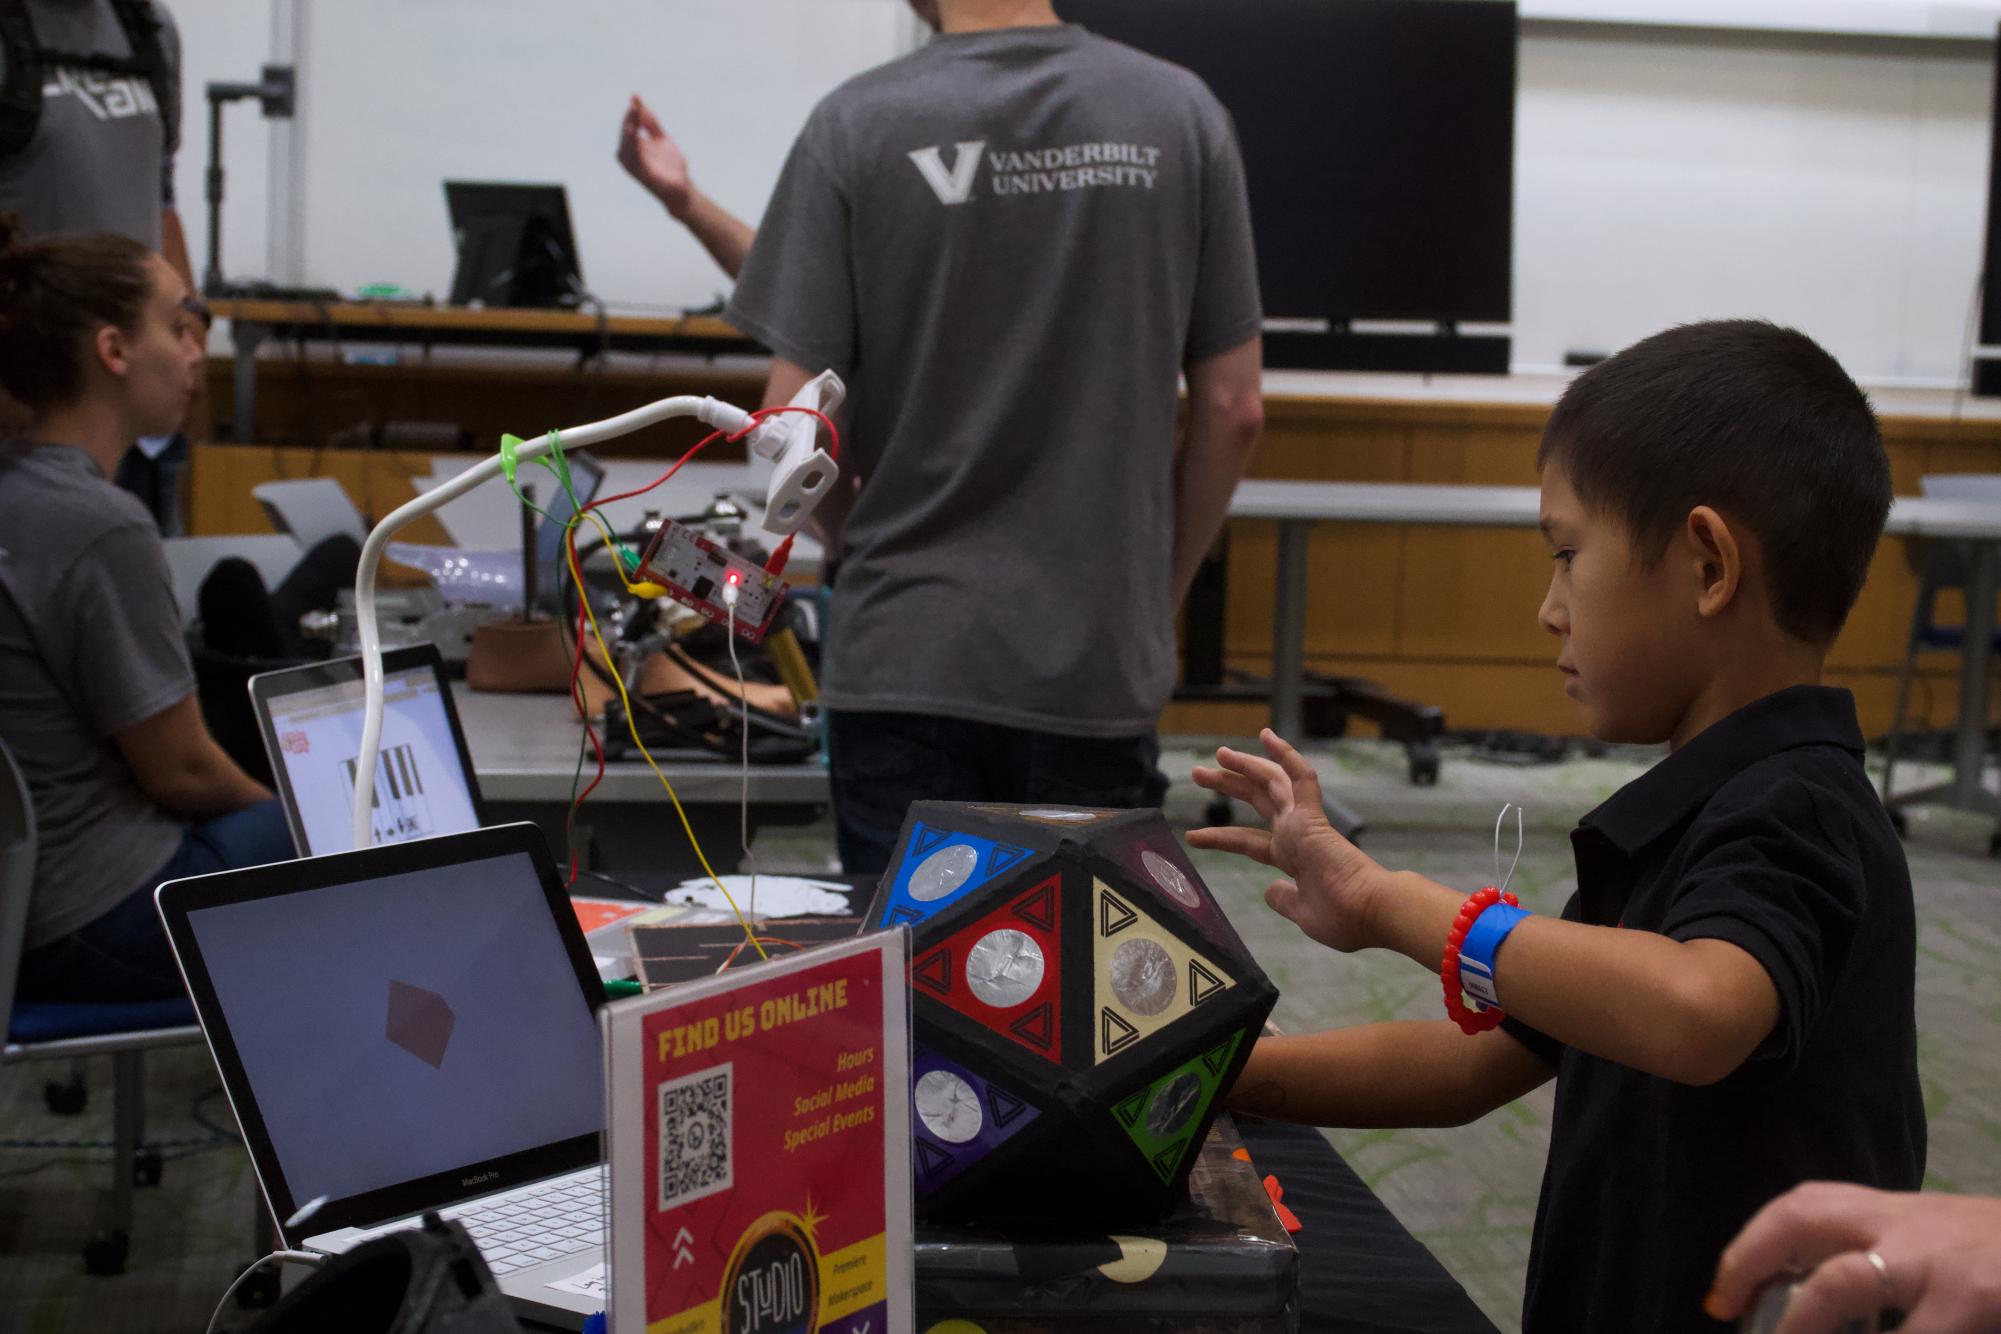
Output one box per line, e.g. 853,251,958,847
574,867,660,901
191,1085,241,1143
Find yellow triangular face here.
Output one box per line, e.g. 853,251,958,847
1091,880,1236,1063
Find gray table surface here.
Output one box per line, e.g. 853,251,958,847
451,683,828,805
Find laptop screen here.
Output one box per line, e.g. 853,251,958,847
250,647,484,857
176,842,603,1224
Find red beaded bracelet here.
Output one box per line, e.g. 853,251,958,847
1441,886,1520,1035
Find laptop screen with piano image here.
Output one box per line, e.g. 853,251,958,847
248,644,487,857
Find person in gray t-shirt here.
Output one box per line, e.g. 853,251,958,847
0,219,290,1002
0,0,184,257
718,1,1265,871
0,1,200,514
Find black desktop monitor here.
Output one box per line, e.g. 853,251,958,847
444,181,585,309
1062,0,1518,367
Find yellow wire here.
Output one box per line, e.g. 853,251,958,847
574,509,641,594
565,536,768,962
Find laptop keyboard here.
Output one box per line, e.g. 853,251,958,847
440,1167,605,1276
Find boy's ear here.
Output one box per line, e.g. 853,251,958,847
1686,505,1741,620
94,323,130,379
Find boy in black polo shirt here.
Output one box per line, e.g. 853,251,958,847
1192,320,1925,1333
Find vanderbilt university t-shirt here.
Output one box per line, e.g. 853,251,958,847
729,23,1261,737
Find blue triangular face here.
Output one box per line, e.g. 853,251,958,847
875,822,1038,927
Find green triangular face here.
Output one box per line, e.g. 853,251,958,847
1113,1028,1246,1183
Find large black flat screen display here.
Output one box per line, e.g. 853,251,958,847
1060,0,1517,325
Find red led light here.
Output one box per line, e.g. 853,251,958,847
727,571,740,585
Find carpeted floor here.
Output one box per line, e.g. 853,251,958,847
1,737,1995,1333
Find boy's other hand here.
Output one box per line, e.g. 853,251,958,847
1189,728,1388,952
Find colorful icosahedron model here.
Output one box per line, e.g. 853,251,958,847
869,801,1278,1222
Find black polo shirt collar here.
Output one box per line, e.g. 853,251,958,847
1577,685,1865,856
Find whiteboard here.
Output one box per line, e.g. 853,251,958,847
289,0,913,309
1523,0,2001,39
189,0,1997,387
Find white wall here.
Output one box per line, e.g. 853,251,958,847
165,0,277,288
288,0,910,312
1523,1,2001,40
1513,22,1994,383
164,3,1998,387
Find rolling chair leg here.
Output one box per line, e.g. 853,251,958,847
84,1051,143,1275
43,1058,87,1115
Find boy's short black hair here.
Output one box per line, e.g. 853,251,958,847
1538,320,1891,645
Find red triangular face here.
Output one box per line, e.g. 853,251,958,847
910,874,1065,1064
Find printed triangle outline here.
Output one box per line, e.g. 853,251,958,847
1011,875,1058,933
1201,1031,1243,1080
913,947,953,996
984,842,1034,878
886,906,922,927
1150,1138,1191,1184
987,1084,1030,1130
1100,1007,1141,1056
1113,1088,1147,1130
912,823,952,857
1098,889,1138,938
913,1136,955,1179
1008,1001,1054,1052
1188,957,1227,1006
915,890,1064,1066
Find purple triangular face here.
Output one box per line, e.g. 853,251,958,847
386,979,455,1068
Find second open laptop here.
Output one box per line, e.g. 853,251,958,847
247,643,486,857
155,823,610,1328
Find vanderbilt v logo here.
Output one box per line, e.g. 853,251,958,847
907,140,986,205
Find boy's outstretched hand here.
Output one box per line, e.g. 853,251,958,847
1189,729,1390,953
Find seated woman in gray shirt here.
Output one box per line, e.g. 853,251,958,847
0,214,291,1003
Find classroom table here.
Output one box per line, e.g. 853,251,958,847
212,300,752,440
450,683,828,871
557,871,1498,1333
1228,481,2001,829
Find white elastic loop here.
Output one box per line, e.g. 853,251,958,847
1493,802,1525,895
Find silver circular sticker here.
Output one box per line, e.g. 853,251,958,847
914,1069,984,1144
1142,850,1202,908
1018,808,1097,823
1145,1073,1204,1138
909,844,978,901
964,929,1045,1009
1109,937,1177,1016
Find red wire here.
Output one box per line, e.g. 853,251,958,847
553,402,843,859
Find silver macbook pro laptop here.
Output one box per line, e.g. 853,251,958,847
247,644,486,857
155,824,608,1328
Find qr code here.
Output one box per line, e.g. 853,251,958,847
658,1063,733,1211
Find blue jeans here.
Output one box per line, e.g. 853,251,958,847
16,799,294,1004
825,710,1169,876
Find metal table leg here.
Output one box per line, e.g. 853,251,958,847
1887,539,2001,843
1271,520,1308,740
1951,542,1997,812
1267,519,1366,838
231,319,266,441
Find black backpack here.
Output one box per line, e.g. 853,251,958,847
0,0,178,160
248,1214,528,1334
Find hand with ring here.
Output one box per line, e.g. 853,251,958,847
1707,1181,2001,1332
